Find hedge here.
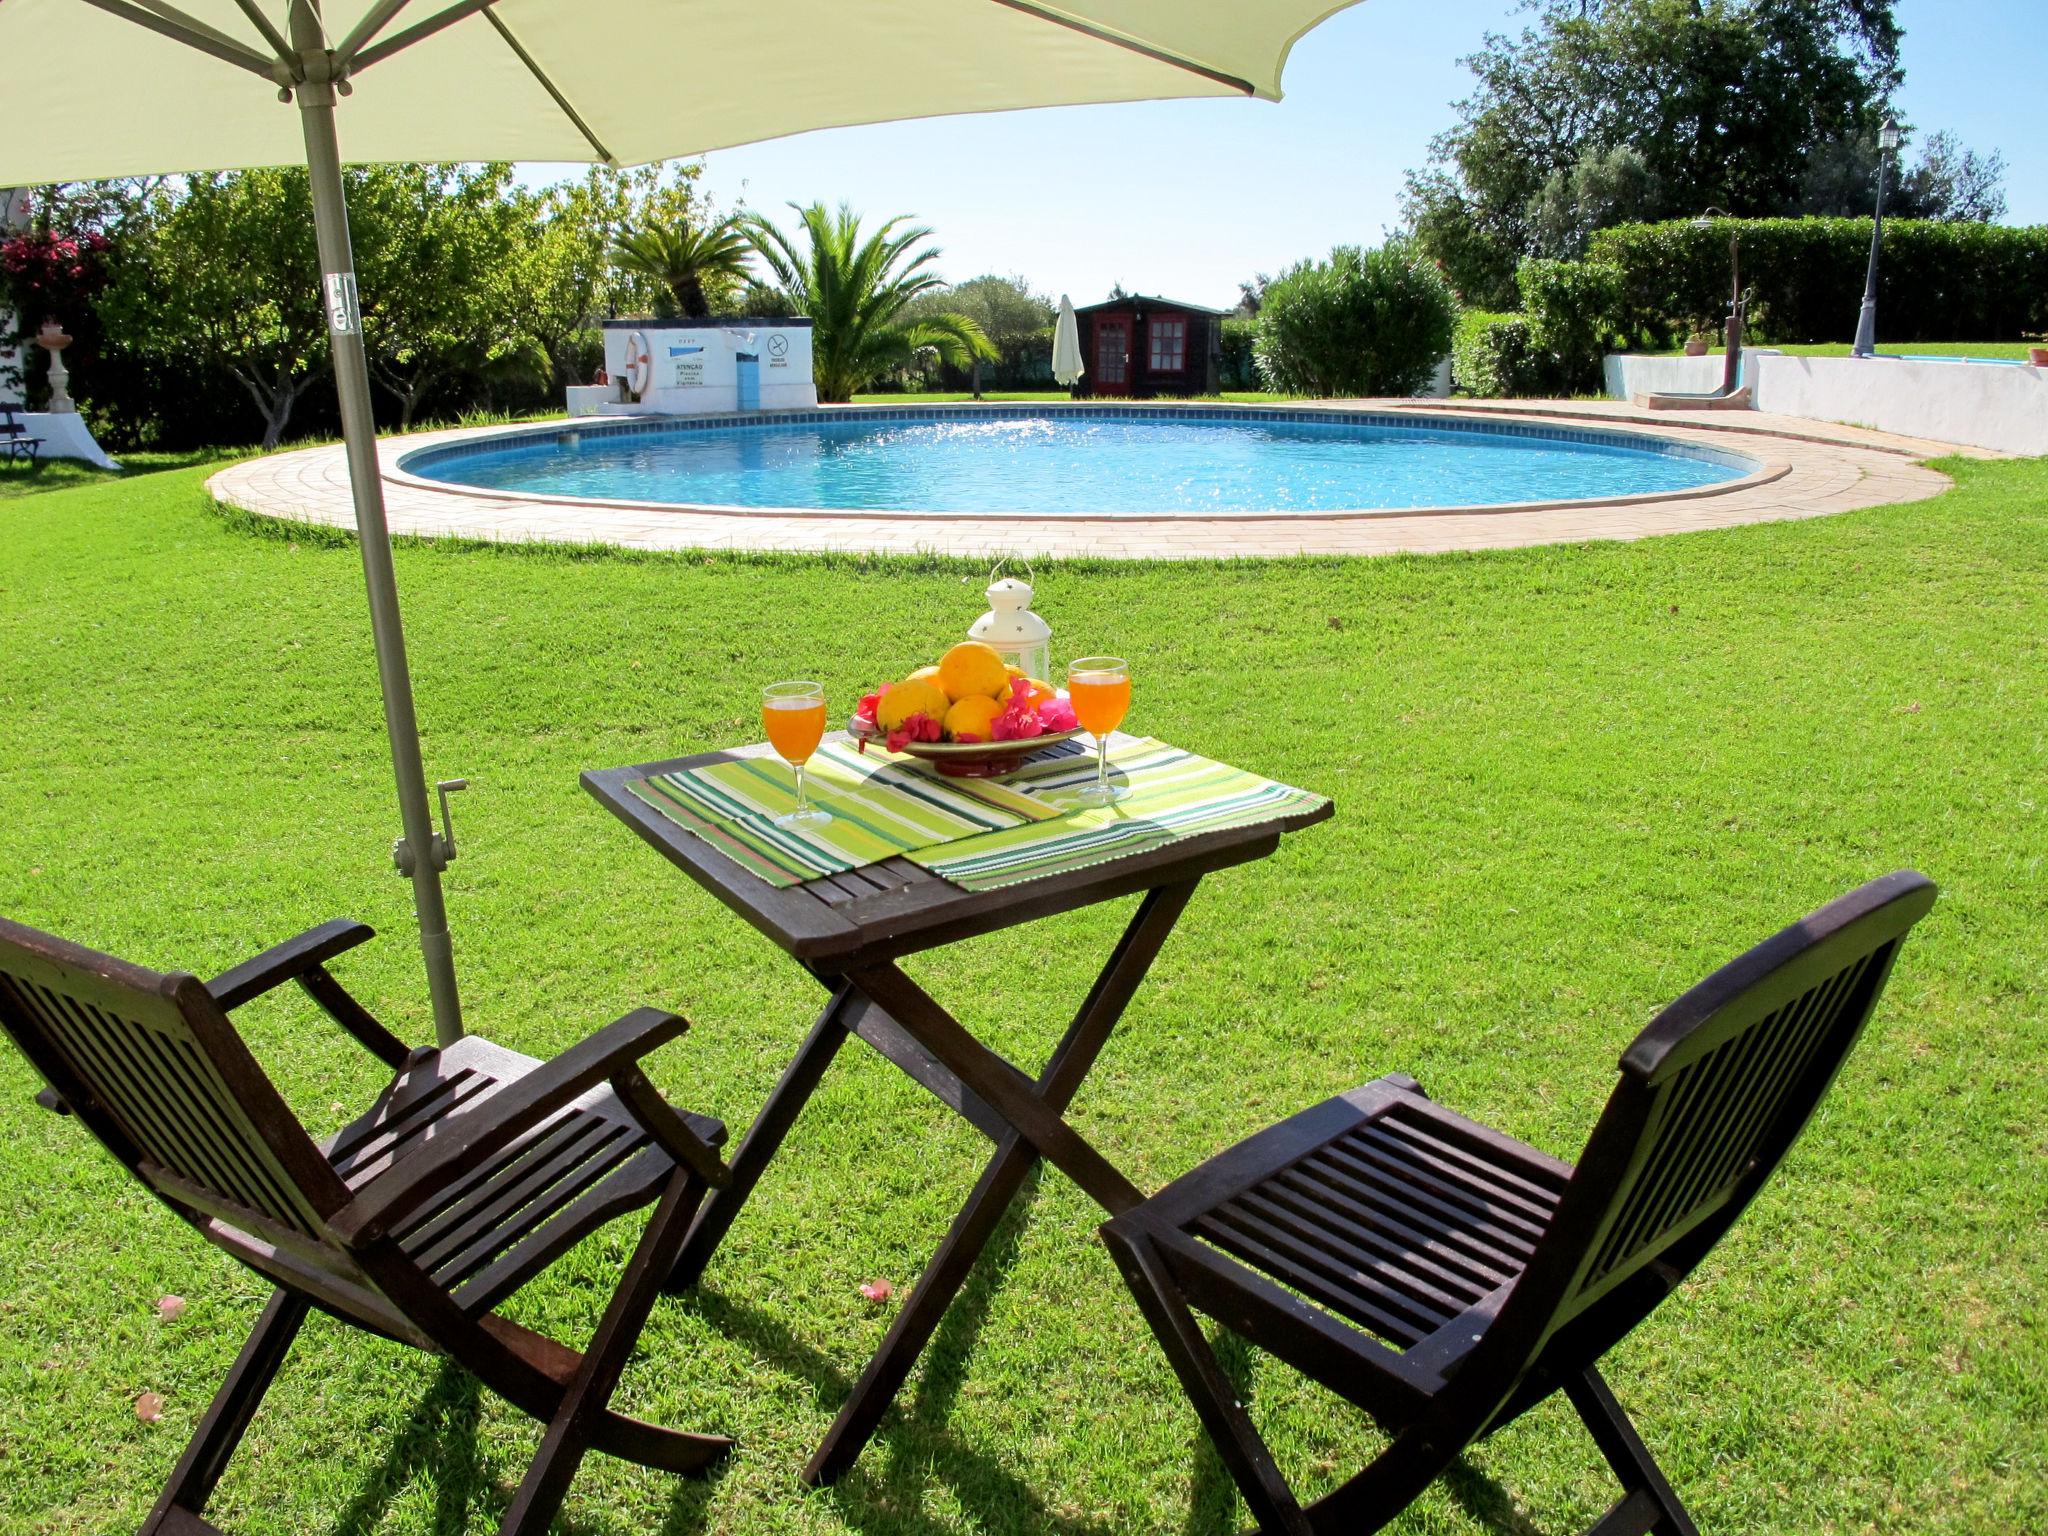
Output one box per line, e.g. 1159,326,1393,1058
1517,259,1624,394
1451,312,1557,399
1590,218,2048,349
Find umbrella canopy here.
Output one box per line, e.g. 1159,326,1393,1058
0,0,1360,1042
3,1,1357,182
1051,294,1086,387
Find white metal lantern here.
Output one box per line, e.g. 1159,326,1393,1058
968,576,1053,682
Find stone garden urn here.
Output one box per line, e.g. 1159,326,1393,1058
36,319,75,413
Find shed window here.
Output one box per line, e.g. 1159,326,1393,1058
1149,317,1187,372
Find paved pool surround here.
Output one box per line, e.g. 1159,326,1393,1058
209,400,1963,560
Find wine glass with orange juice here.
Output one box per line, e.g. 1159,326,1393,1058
761,680,831,829
1065,656,1131,805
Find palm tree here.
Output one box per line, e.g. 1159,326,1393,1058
740,202,995,402
610,214,752,319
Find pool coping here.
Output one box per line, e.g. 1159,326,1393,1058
206,401,1958,561
385,401,1787,524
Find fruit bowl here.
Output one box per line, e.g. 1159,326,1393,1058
848,715,1083,778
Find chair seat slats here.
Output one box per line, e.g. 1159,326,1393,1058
1202,1201,1457,1337
326,1065,497,1181
1343,1119,1559,1232
329,1035,697,1316
1193,1213,1443,1346
1179,1096,1569,1356
1309,1142,1545,1262
415,1127,642,1287
1238,1183,1492,1315
1269,1166,1518,1292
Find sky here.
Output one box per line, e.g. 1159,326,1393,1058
526,0,2047,311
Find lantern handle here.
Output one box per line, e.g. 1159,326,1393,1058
988,556,1038,589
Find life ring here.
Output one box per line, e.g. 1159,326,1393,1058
623,331,653,396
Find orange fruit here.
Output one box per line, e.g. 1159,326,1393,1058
1021,676,1056,707
875,678,949,732
905,663,945,691
942,695,1004,742
937,641,1010,702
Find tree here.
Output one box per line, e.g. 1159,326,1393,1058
741,202,994,402
1401,0,2001,306
907,274,1052,385
354,163,544,430
104,170,327,449
1526,145,1663,260
610,214,752,319
1791,129,2008,222
1252,243,1459,398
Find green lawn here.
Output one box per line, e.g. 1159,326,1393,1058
1,451,2044,1535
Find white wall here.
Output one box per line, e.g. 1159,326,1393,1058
1603,353,1729,399
597,323,817,414
1606,350,2048,456
1750,354,2046,456
0,187,28,404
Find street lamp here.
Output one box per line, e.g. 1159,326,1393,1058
1691,207,1745,396
1852,114,1902,358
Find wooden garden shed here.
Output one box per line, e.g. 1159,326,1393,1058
1071,294,1224,398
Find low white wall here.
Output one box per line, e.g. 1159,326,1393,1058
1750,354,2046,456
1603,353,1728,399
1606,349,2048,455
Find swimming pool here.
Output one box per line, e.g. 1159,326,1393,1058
402,406,1757,518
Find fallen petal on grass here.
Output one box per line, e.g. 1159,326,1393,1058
134,1392,164,1423
859,1279,894,1304
154,1295,186,1322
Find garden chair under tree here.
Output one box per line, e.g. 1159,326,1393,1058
1101,870,1936,1536
0,914,737,1536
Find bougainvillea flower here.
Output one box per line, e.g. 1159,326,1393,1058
1038,695,1079,732
885,712,943,753
854,684,887,724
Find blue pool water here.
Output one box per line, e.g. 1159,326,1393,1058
407,409,1750,517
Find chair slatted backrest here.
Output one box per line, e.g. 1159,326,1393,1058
1484,873,1935,1379
0,916,366,1286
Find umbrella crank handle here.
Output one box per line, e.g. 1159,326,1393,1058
393,779,469,876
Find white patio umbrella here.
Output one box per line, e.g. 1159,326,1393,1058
0,0,1360,1043
1052,294,1086,387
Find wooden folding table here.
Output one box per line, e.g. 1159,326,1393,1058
583,733,1330,1484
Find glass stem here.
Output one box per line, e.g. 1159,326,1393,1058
1097,734,1109,790
794,762,809,816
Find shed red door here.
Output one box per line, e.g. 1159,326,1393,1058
1094,318,1131,396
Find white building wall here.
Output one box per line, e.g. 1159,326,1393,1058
596,322,818,415
1606,350,2048,456
1,187,28,404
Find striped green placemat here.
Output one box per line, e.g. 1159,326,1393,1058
626,740,1062,888
908,738,1329,891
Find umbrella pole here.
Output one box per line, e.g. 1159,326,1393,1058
294,69,465,1045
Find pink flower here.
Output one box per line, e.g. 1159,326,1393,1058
885,712,942,752
854,682,887,724
1038,695,1079,732
991,675,1045,741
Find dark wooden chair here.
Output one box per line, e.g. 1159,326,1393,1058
1101,871,1937,1536
0,914,737,1536
2,404,44,467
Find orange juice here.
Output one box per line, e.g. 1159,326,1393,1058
763,696,826,763
1068,671,1131,736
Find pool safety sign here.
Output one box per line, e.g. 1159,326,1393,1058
668,342,705,389
768,332,791,368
